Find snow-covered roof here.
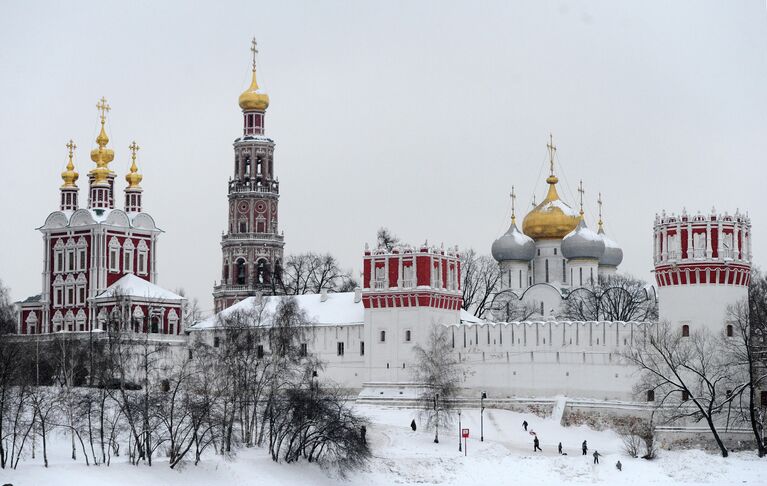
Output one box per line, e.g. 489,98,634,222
460,309,483,324
96,274,184,301
192,292,365,331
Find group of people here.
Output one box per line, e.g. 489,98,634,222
523,420,621,471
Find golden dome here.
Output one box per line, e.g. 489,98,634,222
89,97,115,186
61,140,79,188
238,69,270,111
125,141,143,189
522,174,581,240
238,39,269,111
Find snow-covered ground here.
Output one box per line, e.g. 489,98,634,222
3,405,764,485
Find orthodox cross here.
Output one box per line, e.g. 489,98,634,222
129,141,140,162
510,186,517,223
578,180,585,216
66,139,77,159
250,37,258,71
546,133,557,175
597,192,604,229
96,97,110,122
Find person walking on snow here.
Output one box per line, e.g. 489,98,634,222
558,442,562,455
616,460,622,471
533,435,542,452
582,440,588,455
523,420,528,431
410,419,417,432
593,450,601,464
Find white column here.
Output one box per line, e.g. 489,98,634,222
717,220,723,259
686,223,692,260
705,223,712,258
734,224,740,260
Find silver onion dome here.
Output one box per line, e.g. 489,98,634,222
491,222,536,262
561,219,605,260
598,228,623,267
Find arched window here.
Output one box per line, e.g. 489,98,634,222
236,258,246,285
223,260,230,282
256,259,268,284
545,259,549,283
647,390,655,402
150,316,161,334
726,324,734,337
682,324,690,337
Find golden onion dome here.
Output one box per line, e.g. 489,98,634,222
61,140,79,188
89,98,115,186
238,69,270,111
125,141,143,189
522,174,581,240
239,39,269,111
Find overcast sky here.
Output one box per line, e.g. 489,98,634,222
1,1,766,313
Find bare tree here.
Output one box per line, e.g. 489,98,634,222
411,325,468,443
460,249,502,318
562,274,657,321
280,253,355,295
487,290,537,322
376,227,399,251
723,270,767,457
622,321,739,457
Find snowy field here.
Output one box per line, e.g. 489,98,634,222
3,405,764,485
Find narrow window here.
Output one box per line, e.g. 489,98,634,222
360,341,365,356
682,324,690,337
214,336,220,348
540,302,544,316
300,343,307,357
380,330,386,342
562,260,566,283
726,324,733,337
682,390,689,401
405,330,411,342
647,390,655,402
545,259,549,283
337,342,345,356
256,344,264,359
188,349,193,360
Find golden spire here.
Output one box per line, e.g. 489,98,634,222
510,186,517,225
521,134,581,240
238,37,270,111
597,192,604,232
577,180,585,218
61,139,79,188
125,141,143,189
89,97,114,185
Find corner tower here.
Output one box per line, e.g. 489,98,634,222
213,39,285,312
654,208,752,334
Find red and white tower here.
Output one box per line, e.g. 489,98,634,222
653,208,752,334
213,39,285,312
362,243,462,381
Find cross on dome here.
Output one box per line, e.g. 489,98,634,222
578,180,585,217
597,192,604,230
547,133,557,176
510,186,517,224
250,37,258,72
96,97,110,122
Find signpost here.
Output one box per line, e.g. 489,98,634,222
461,428,469,456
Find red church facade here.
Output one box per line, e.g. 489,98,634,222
16,99,184,336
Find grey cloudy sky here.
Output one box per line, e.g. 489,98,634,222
1,0,766,313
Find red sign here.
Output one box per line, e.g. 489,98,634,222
462,428,469,438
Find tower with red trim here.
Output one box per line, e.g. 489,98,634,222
213,39,284,312
653,208,752,334
362,242,462,381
